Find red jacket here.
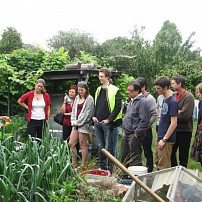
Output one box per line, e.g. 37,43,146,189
20,90,51,122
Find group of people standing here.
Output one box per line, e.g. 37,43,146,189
15,70,202,174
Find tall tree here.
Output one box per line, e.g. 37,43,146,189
0,27,23,54
152,20,182,66
47,29,98,59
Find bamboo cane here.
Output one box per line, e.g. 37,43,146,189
101,148,165,202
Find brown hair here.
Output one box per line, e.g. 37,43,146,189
196,83,202,95
171,75,186,88
77,81,89,98
36,78,46,93
69,85,78,94
99,68,112,79
154,76,170,89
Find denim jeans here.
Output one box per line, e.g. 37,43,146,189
94,122,114,173
110,127,120,158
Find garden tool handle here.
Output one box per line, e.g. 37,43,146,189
101,148,165,202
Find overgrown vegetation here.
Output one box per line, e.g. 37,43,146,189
0,117,123,201
1,20,201,115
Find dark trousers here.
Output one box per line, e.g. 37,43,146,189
121,132,144,168
63,125,72,140
27,119,46,138
171,132,192,168
63,125,80,153
143,128,153,172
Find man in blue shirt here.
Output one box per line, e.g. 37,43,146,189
154,76,178,170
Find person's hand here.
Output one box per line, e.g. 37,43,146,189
101,119,109,124
158,140,165,150
92,117,98,122
1,116,11,123
0,116,11,127
71,121,76,126
64,95,68,103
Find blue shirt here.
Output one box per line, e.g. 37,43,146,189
158,96,178,142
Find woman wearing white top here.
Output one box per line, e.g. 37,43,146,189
18,79,51,138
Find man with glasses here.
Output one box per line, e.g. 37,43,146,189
121,81,150,168
92,68,122,173
154,76,178,170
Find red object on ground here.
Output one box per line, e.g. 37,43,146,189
80,169,111,176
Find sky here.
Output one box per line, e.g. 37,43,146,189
1,0,202,50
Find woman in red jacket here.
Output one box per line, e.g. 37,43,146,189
18,79,51,138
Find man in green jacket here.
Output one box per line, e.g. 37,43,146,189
92,68,122,173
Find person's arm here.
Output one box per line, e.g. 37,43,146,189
149,107,157,126
149,96,157,127
18,98,29,110
71,96,78,126
135,99,150,137
178,94,194,122
47,106,50,119
76,96,94,126
158,116,177,149
60,95,68,114
106,90,122,122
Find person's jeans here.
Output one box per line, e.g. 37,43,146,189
110,127,120,158
121,132,144,168
94,122,114,173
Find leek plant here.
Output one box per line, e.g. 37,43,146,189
0,121,76,201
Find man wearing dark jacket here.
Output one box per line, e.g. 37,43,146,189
121,81,150,168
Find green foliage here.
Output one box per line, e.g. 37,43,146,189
1,21,202,115
153,20,182,66
41,48,70,71
47,29,98,59
0,47,72,114
116,73,135,102
74,51,98,65
0,27,23,54
2,115,27,139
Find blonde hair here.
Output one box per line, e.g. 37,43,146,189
196,83,202,95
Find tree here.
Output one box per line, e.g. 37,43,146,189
153,21,202,93
0,27,23,54
47,29,98,59
152,20,182,66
